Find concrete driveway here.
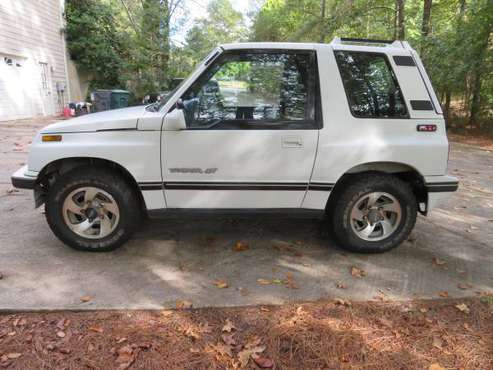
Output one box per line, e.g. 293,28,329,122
0,119,492,310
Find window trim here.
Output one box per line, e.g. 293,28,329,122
334,50,410,120
180,49,323,130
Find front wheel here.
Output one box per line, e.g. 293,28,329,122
331,175,417,253
45,167,142,252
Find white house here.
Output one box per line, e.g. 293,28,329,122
0,0,74,121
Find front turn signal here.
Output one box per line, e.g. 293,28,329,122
42,135,62,142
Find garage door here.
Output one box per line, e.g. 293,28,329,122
0,54,32,121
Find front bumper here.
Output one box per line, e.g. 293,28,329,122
11,165,38,190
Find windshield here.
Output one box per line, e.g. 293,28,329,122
146,80,187,112
148,47,223,112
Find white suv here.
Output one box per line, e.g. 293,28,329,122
11,38,458,253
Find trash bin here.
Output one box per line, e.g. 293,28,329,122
90,90,130,112
110,90,131,109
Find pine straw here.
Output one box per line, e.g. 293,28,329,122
0,297,492,369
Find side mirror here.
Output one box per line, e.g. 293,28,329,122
176,98,185,110
164,106,186,131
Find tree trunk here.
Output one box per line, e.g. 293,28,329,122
319,0,326,42
469,74,482,128
443,90,451,123
395,0,405,40
468,11,492,127
421,0,432,38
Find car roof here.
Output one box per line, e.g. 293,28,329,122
220,39,413,55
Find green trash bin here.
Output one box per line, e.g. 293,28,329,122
110,90,131,109
91,90,131,112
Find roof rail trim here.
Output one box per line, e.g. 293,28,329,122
331,37,405,49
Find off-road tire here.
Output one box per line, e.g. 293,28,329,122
45,166,141,252
331,174,417,253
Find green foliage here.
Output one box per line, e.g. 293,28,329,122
65,0,493,128
252,0,493,128
65,0,127,90
185,0,247,62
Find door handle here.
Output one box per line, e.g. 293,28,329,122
282,136,303,148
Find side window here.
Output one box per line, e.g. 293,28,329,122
335,51,408,118
180,51,319,129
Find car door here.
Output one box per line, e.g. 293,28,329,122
162,49,322,208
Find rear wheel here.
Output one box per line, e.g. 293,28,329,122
331,175,417,253
45,167,141,251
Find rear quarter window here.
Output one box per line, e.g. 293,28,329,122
334,51,409,119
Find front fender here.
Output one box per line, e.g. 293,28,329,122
29,131,161,184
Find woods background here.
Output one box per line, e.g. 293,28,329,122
65,0,493,133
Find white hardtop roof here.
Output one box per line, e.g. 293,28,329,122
220,42,319,50
220,38,414,54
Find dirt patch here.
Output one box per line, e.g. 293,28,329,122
1,297,491,369
449,133,493,151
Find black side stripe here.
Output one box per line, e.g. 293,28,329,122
138,182,335,191
308,183,334,191
139,182,163,191
164,182,307,191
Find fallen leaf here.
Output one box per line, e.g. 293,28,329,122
272,278,283,285
257,278,271,285
184,326,200,340
6,353,21,359
429,363,446,370
116,345,135,370
253,356,274,368
238,342,265,368
89,326,104,333
284,272,298,289
222,318,236,333
260,307,270,312
432,336,443,349
233,241,249,252
432,257,447,266
56,331,66,338
221,333,236,346
56,318,66,330
439,291,449,298
210,342,233,357
455,303,470,314
458,283,472,290
213,279,229,289
117,338,127,344
351,266,366,278
334,298,352,307
176,299,193,309
59,348,71,354
80,296,92,303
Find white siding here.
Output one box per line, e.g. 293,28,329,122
0,0,69,121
